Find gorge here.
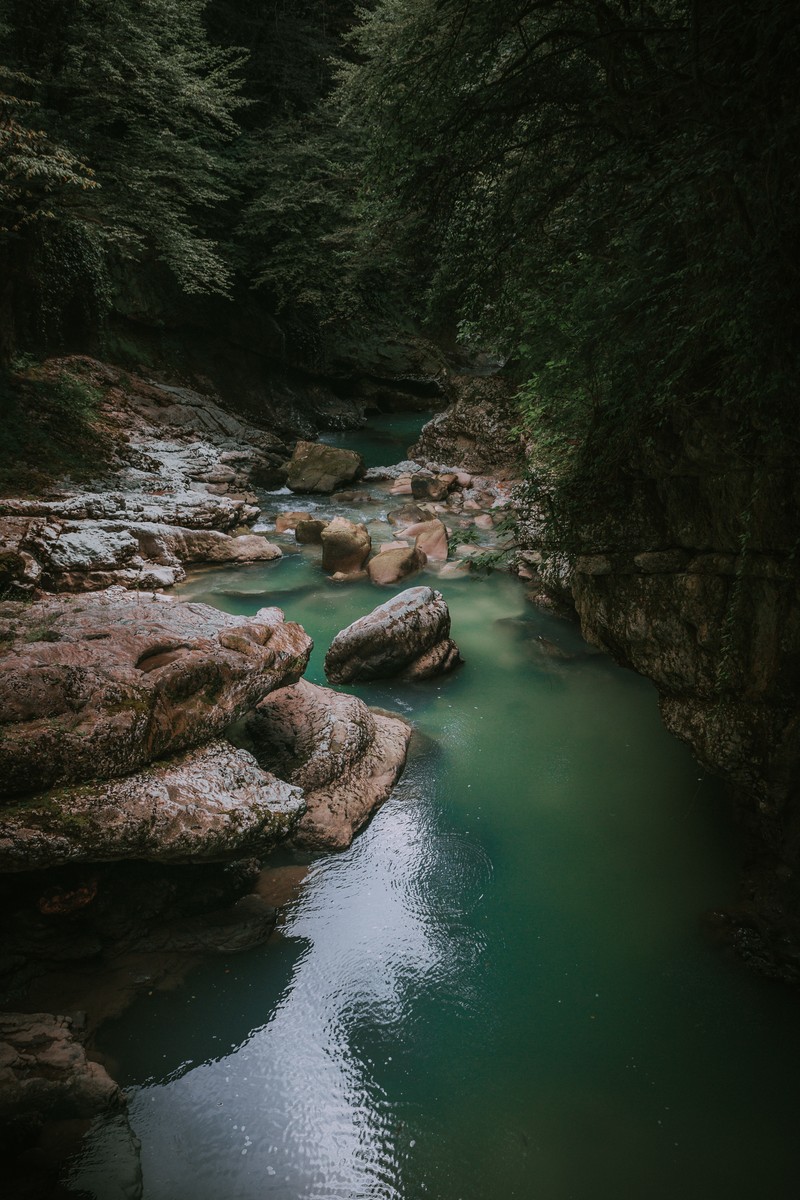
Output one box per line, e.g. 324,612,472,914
1,2,799,1198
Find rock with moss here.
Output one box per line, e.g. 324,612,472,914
0,741,304,871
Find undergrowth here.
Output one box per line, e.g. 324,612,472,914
0,358,112,495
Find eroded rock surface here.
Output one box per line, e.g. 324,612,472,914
0,742,304,871
248,680,411,850
324,586,462,683
0,590,312,797
368,545,427,586
410,375,526,477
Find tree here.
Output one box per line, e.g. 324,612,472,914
340,0,800,529
0,0,245,356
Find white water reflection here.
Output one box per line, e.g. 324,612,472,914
69,759,490,1200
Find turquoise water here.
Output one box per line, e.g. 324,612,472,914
67,440,800,1199
319,411,434,469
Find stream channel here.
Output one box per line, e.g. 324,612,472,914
67,414,800,1199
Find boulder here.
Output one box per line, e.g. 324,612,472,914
411,474,450,503
324,586,462,683
0,590,312,797
286,441,365,493
367,546,427,586
0,742,304,871
274,511,311,534
387,503,430,527
248,680,412,850
0,1012,122,1124
295,518,328,545
399,517,450,562
321,516,371,575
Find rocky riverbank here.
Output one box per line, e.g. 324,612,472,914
0,358,475,1177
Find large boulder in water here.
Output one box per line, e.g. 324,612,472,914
398,517,450,562
286,440,365,493
324,586,462,683
0,589,312,797
367,545,427,586
247,680,412,850
321,516,371,576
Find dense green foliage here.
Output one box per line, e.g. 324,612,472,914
340,0,800,536
2,0,798,544
0,0,244,350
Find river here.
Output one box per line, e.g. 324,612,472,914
67,414,800,1200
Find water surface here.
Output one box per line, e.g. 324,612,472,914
68,433,800,1200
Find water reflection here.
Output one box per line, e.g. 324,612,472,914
69,748,491,1200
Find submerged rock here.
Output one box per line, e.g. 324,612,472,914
0,590,312,797
0,1011,122,1124
248,680,412,850
286,441,365,493
0,742,305,871
324,586,462,683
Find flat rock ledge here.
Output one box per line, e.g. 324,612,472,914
248,680,412,850
0,1012,122,1124
324,586,462,684
0,589,312,797
0,742,305,872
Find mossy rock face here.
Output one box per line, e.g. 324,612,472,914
0,591,312,798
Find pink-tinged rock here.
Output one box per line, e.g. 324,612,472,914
324,586,462,683
0,590,312,797
274,511,311,534
248,680,411,851
401,518,449,562
0,742,305,870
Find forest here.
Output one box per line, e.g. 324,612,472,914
3,1,798,501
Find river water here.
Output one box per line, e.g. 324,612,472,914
67,415,800,1200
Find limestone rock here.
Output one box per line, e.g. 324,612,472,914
387,503,430,527
286,441,365,493
367,546,427,586
399,517,449,562
295,518,328,545
321,516,371,575
0,590,312,797
324,586,462,683
410,474,450,502
410,374,526,477
274,511,311,534
0,742,305,871
0,1012,121,1123
248,680,412,850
